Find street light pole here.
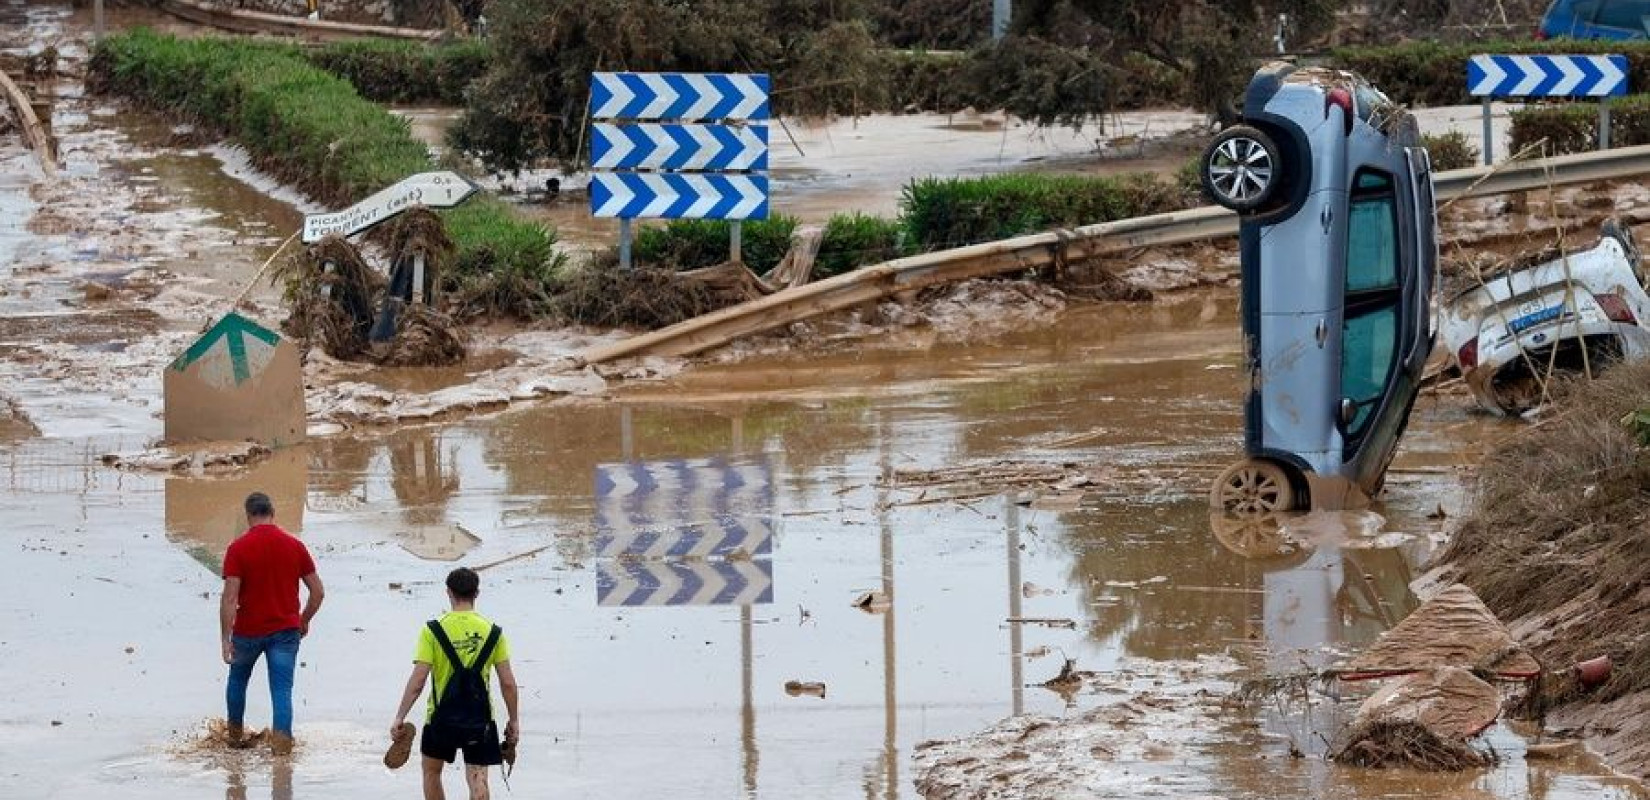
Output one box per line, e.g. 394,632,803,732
992,0,1010,41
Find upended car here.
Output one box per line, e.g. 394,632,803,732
1440,220,1650,416
1202,64,1438,514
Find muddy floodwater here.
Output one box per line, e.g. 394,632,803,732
5,295,1646,799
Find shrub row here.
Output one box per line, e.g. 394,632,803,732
302,38,492,105
1332,39,1650,107
636,169,1198,275
88,30,557,317
1509,93,1650,156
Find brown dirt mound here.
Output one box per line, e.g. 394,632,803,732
1340,583,1540,679
1440,358,1650,778
1329,720,1496,771
547,264,726,329
379,305,467,367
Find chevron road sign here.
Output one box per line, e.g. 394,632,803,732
164,311,305,447
590,173,769,220
301,170,479,243
597,559,774,607
1468,54,1627,98
593,458,775,556
592,123,769,171
590,72,770,121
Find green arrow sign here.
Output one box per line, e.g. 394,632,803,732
171,312,283,387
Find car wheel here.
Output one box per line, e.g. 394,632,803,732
1201,126,1282,213
1209,459,1297,514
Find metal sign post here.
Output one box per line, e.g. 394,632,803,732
1467,53,1628,164
589,73,772,268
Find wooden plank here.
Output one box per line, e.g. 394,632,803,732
0,70,54,176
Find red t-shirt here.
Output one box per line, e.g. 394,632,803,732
223,524,317,637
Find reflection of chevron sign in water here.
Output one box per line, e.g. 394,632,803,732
597,559,774,607
594,459,775,558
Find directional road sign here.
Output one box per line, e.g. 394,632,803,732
164,312,304,446
302,170,480,243
1468,54,1628,98
597,559,774,607
590,173,768,220
592,123,768,171
590,72,770,121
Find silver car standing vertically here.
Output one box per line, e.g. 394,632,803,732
1203,64,1439,513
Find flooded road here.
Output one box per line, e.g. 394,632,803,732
5,294,1645,800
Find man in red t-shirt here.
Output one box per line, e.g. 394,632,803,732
220,492,324,754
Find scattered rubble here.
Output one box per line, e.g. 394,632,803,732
99,440,272,473
783,680,826,699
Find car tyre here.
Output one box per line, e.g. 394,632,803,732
1201,126,1282,213
1209,458,1297,514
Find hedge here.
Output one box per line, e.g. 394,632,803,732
303,39,492,105
88,30,557,315
1509,93,1650,156
635,217,801,274
900,172,1193,252
1332,39,1650,107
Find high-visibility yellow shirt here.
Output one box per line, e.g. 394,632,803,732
413,610,511,721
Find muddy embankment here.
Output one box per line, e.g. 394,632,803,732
1431,360,1650,781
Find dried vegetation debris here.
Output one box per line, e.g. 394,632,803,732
1438,359,1650,779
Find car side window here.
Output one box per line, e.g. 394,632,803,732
1572,0,1602,24
1347,171,1398,293
1341,308,1398,436
1595,0,1650,28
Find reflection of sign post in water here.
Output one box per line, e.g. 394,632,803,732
164,311,305,447
591,457,776,607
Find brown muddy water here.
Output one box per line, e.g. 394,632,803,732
5,296,1646,800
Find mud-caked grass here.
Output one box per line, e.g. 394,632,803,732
1329,720,1496,771
1444,359,1650,704
901,172,1194,252
274,235,381,359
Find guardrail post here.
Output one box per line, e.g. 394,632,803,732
1482,97,1494,165
1600,101,1612,151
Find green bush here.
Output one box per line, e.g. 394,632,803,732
899,172,1192,252
634,216,800,274
89,30,555,317
1333,39,1650,107
1421,131,1480,171
304,39,492,105
1509,93,1650,156
816,213,908,278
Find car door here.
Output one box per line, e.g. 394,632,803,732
1339,169,1404,459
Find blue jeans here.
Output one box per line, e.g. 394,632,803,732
226,628,301,736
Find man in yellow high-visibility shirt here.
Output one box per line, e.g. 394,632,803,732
390,568,520,800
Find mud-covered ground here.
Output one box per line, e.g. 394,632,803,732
4,4,1650,799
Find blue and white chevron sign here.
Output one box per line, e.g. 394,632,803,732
597,559,774,607
1468,54,1628,98
594,458,775,554
592,123,768,171
590,72,770,121
590,173,769,220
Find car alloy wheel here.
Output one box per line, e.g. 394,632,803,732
1201,126,1281,213
1209,458,1296,514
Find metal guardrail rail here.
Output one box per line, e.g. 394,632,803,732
159,0,443,42
577,144,1650,364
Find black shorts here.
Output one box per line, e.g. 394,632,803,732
420,720,501,766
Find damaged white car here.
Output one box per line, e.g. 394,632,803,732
1441,220,1650,415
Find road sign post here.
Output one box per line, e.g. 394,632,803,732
589,72,771,269
1468,54,1627,164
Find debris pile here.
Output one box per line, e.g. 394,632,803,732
381,305,466,367
1438,358,1650,779
1327,667,1500,770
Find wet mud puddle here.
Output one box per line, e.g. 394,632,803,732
6,293,1644,799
